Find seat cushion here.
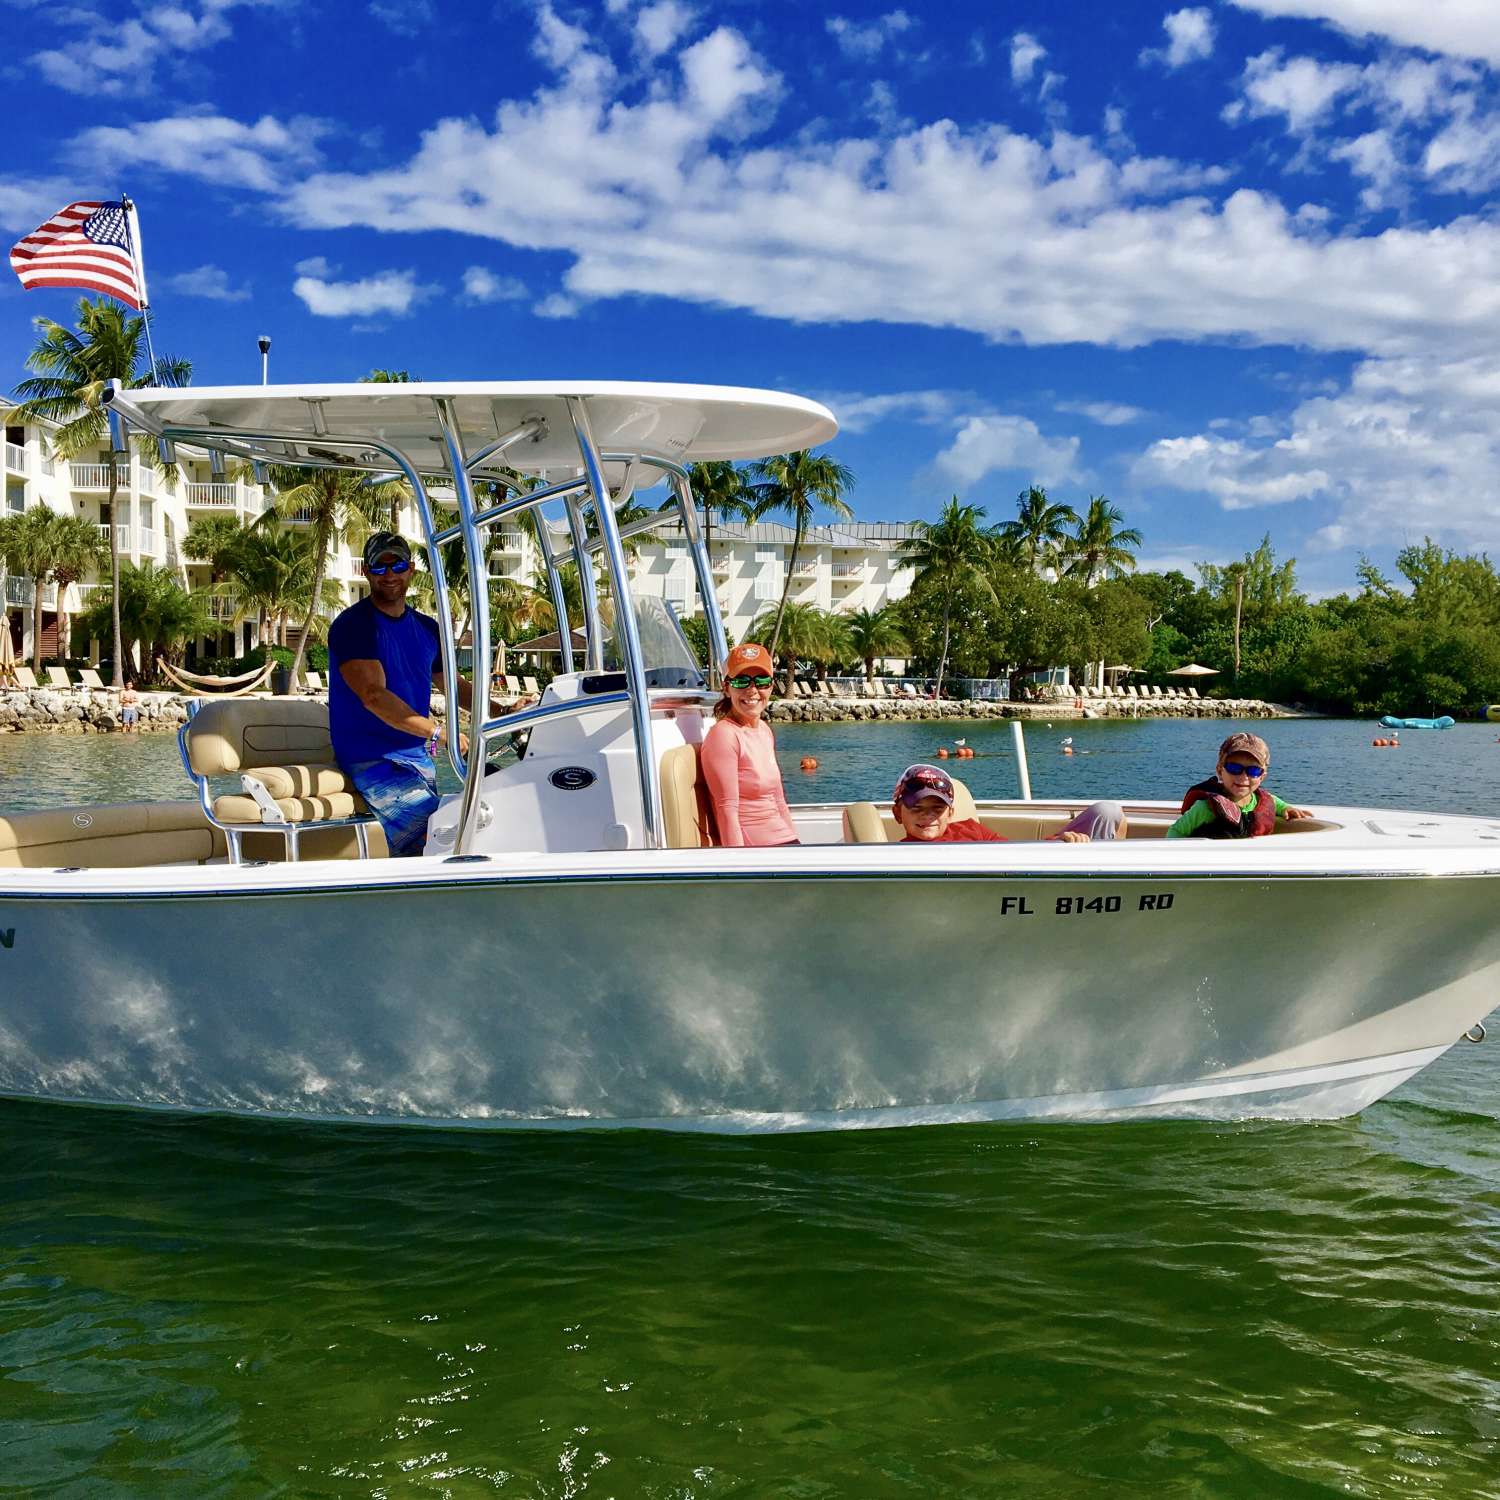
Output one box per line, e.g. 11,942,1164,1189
842,802,891,843
212,791,368,825
251,764,355,799
186,698,338,776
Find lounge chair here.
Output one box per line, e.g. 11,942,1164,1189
872,680,889,698
1150,685,1163,698
1189,686,1202,700
77,668,106,691
46,666,72,691
11,666,39,690
304,670,323,692
523,675,541,696
1125,686,1138,699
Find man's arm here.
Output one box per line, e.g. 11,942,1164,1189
341,658,442,741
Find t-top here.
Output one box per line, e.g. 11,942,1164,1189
327,596,442,765
901,817,1006,843
1166,788,1292,838
701,715,797,847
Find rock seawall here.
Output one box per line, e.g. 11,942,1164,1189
0,688,191,734
766,695,1294,724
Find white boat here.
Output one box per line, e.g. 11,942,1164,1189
0,381,1494,1132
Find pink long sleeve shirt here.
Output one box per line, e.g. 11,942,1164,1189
701,716,797,847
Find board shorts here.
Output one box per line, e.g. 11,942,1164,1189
345,749,439,857
121,706,139,726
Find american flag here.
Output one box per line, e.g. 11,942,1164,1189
9,200,143,309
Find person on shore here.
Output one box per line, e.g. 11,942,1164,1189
701,643,798,847
119,677,139,733
891,763,1127,843
330,532,509,857
1166,731,1312,839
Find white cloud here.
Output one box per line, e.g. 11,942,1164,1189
1136,353,1500,551
636,0,695,58
294,254,334,277
370,0,434,37
166,264,250,301
292,268,436,318
460,266,527,303
1057,400,1150,426
71,113,326,192
826,10,913,63
1228,49,1361,132
1228,1,1500,67
934,414,1080,488
1142,8,1216,68
822,389,963,433
1009,31,1046,85
533,292,579,319
0,177,75,234
31,0,280,96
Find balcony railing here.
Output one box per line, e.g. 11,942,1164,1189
791,561,817,577
712,558,731,576
186,482,238,508
137,527,158,556
4,442,25,473
70,462,131,490
833,563,865,578
4,575,33,607
207,595,241,622
98,524,135,551
493,530,527,552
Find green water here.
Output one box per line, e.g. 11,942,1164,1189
2,720,1499,1496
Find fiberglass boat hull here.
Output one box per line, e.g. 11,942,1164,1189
0,863,1494,1130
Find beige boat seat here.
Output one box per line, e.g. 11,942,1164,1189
182,697,384,862
0,799,228,868
659,742,715,848
844,775,980,843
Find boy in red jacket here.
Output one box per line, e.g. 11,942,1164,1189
891,764,1125,843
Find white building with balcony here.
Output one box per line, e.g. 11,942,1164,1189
627,519,918,642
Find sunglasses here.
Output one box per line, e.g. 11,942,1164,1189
727,674,774,689
1222,761,1265,777
367,559,411,576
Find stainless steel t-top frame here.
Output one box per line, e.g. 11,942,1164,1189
103,383,731,856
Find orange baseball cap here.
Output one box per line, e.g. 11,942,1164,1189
723,643,775,678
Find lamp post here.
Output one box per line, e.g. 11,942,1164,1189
257,335,271,386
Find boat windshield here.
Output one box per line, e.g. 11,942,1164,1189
604,595,706,687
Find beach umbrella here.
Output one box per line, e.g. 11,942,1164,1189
1167,663,1219,677
1102,664,1137,677
0,617,15,686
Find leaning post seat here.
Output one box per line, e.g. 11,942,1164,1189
181,697,385,862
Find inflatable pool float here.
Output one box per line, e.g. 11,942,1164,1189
1487,705,1500,723
1380,714,1455,730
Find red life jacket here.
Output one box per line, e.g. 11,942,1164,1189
1180,777,1276,838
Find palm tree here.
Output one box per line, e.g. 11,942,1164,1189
999,485,1079,574
743,601,839,689
0,507,107,669
225,522,326,648
9,298,190,685
1062,496,1143,585
688,459,753,587
843,606,909,681
900,498,995,699
47,514,108,663
79,559,211,679
744,449,855,689
263,465,402,689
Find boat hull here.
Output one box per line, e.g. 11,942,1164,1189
1,866,1495,1130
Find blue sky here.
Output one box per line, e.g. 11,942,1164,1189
6,0,1500,594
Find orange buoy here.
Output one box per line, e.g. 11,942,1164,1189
799,756,818,771
1062,745,1074,755
937,747,950,758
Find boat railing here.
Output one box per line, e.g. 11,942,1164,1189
101,385,729,858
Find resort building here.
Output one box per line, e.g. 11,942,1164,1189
627,519,918,641
4,403,920,669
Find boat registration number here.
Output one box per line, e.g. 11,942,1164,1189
1054,893,1174,914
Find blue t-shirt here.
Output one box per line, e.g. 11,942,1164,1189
327,597,442,764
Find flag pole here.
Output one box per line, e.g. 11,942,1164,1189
120,193,158,377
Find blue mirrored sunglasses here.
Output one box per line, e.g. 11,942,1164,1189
1222,761,1264,777
367,559,411,576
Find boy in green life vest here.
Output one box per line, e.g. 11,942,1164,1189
1166,731,1313,839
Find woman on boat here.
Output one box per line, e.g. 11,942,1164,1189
701,643,798,847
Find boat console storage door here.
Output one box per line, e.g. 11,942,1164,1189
103,381,838,856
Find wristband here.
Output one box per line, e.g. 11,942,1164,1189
426,727,441,757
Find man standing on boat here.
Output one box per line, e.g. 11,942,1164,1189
328,533,466,857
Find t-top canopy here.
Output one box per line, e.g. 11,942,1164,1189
107,380,838,473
